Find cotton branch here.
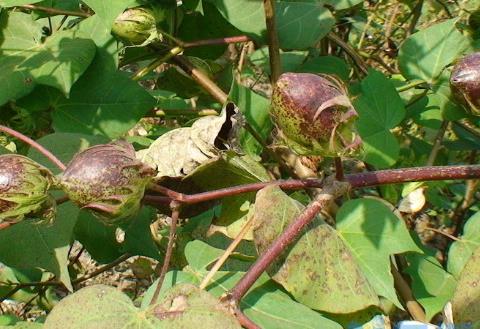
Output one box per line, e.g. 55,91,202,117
224,178,350,302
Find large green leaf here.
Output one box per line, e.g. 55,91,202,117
209,0,334,49
398,19,470,83
405,252,456,320
253,186,379,313
143,270,342,329
336,198,422,308
276,1,334,49
0,12,96,104
0,203,79,290
355,69,405,168
448,211,480,278
0,12,40,104
451,246,480,327
52,54,156,138
43,284,241,329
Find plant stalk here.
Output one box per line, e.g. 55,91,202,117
0,125,66,171
263,0,282,83
225,179,350,302
18,4,90,17
150,202,180,305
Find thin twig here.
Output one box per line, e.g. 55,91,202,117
391,260,426,321
225,178,350,302
172,55,228,104
396,79,427,92
423,227,460,241
426,121,449,166
132,47,183,81
263,0,281,83
408,0,424,36
327,32,369,75
72,253,132,285
0,125,66,171
150,202,180,306
18,4,90,17
183,35,250,48
199,216,254,290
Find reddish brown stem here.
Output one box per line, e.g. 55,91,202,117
144,165,480,206
183,35,250,48
226,179,350,302
150,202,180,306
235,308,261,329
0,125,66,171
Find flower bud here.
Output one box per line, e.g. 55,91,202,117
0,155,54,223
111,6,166,45
271,73,361,157
450,52,480,116
60,140,156,224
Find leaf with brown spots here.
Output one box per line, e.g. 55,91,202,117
452,245,480,327
253,186,379,313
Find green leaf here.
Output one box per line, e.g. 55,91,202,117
398,19,471,83
0,322,43,329
323,0,363,10
27,132,109,174
209,0,334,49
0,0,42,6
249,47,307,74
229,81,272,155
0,12,96,103
452,246,480,327
0,12,41,104
44,285,148,328
26,31,96,96
179,2,240,59
448,211,480,278
82,0,137,28
355,69,405,168
184,240,223,271
121,206,161,260
298,56,350,81
253,186,379,313
405,252,456,320
52,54,156,138
336,198,422,308
430,70,466,121
43,284,241,329
74,210,122,264
143,270,342,329
0,203,79,290
276,1,334,49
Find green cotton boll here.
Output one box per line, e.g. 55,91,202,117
111,6,167,45
270,72,362,157
0,155,55,224
59,140,156,225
